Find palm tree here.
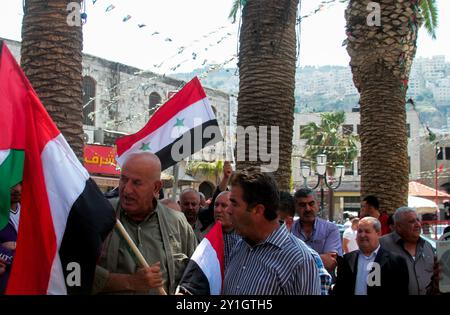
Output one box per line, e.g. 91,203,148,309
186,160,224,185
230,0,299,190
301,111,359,172
344,0,438,214
21,0,84,158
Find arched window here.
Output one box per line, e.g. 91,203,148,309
83,76,96,126
199,181,215,199
149,92,162,116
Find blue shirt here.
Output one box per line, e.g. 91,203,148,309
292,217,343,256
354,245,380,295
307,246,332,295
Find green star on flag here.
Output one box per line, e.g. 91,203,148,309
140,142,151,151
174,118,185,127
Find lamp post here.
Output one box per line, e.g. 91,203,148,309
301,154,345,220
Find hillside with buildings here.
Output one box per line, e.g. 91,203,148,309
174,55,450,131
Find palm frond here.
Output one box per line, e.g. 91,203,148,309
228,0,241,24
301,111,359,172
420,0,438,39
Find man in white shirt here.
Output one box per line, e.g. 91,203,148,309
342,218,359,254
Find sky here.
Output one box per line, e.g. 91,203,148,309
0,0,449,74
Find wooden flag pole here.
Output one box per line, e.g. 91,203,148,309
115,220,167,295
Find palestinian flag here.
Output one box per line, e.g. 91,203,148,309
0,41,116,294
115,77,223,170
176,222,224,295
0,150,23,230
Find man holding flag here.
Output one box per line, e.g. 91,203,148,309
93,76,223,294
93,153,197,294
0,41,116,294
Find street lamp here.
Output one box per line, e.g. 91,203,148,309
301,154,345,220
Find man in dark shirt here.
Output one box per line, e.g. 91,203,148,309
334,217,409,295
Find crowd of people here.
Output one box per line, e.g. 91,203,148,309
0,152,448,295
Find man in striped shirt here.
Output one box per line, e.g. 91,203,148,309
223,168,321,295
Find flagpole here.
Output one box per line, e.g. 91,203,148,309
172,163,179,201
435,143,439,240
115,220,167,295
228,96,236,166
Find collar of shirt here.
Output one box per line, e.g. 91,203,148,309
10,203,20,215
244,224,289,250
359,244,380,260
122,198,159,225
298,218,318,240
391,231,425,251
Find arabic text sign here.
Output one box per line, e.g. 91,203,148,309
83,144,120,176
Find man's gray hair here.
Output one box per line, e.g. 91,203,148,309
216,190,230,200
393,206,416,224
360,216,381,232
180,188,200,200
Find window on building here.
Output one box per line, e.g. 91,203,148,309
344,196,361,203
345,161,354,175
437,147,444,160
343,196,361,212
149,92,162,116
446,147,450,160
357,157,361,175
406,124,410,138
343,124,354,136
82,76,96,126
357,124,361,135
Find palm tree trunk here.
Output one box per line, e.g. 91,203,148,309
345,0,423,214
359,62,409,214
237,0,298,190
21,0,84,158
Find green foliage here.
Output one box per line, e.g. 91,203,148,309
186,160,224,184
228,0,248,24
301,111,359,172
419,0,439,39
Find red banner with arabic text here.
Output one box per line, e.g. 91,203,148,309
83,144,120,176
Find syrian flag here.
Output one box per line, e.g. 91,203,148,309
0,41,116,294
177,222,224,295
115,77,223,170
